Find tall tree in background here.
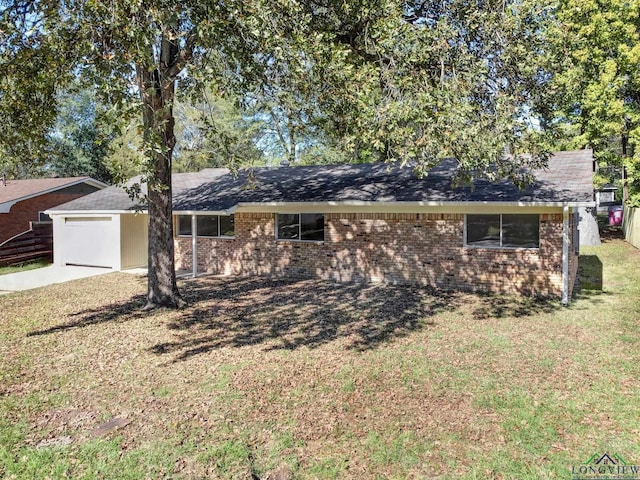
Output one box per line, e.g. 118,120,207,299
240,43,340,165
104,93,267,178
173,93,265,172
48,88,114,183
1,0,557,308
550,0,640,200
0,27,60,178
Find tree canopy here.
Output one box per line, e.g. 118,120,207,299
46,87,114,182
1,0,564,307
549,0,640,201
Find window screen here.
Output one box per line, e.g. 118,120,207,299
502,214,539,248
197,216,219,237
177,215,192,236
466,214,539,248
300,213,324,241
220,215,235,237
277,213,324,241
177,215,235,238
466,214,501,247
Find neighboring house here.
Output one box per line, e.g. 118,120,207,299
47,150,595,303
596,184,619,211
0,176,107,244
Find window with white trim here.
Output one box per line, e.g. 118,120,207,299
465,214,539,248
176,215,235,238
177,216,192,236
276,213,324,241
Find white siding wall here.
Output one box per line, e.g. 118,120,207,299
120,213,148,269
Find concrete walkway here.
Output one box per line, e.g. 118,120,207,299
0,265,114,294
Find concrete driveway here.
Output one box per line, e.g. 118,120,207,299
0,265,113,294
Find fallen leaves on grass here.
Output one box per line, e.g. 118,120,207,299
1,240,639,479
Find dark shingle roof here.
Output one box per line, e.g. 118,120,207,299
50,150,594,213
49,169,229,212
173,149,594,211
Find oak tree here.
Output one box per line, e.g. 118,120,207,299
1,0,556,308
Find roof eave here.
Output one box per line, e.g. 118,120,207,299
173,210,231,215
45,209,146,215
46,200,597,216
236,200,597,208
1,177,109,213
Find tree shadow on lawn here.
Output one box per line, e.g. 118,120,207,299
469,253,607,319
471,294,560,320
27,270,606,362
25,277,457,357
27,293,148,337
151,277,459,360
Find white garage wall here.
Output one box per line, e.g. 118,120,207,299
52,215,64,267
52,214,121,269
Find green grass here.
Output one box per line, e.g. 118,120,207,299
1,237,639,478
1,435,176,479
0,259,50,276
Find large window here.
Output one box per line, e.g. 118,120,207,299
465,214,539,248
276,213,324,241
176,215,235,238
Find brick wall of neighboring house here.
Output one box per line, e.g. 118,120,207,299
0,193,87,244
175,211,574,298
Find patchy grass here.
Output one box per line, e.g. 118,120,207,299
1,238,639,479
0,259,50,276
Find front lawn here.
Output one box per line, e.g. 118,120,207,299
0,238,639,479
0,259,51,276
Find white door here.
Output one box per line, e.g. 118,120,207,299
62,217,116,268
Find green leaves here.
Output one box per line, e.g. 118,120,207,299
1,0,559,184
550,0,640,200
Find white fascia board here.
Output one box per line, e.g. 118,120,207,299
0,178,109,213
44,209,147,216
80,178,110,189
235,200,595,213
173,210,231,216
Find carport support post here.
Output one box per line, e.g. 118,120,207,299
191,215,198,278
562,205,570,305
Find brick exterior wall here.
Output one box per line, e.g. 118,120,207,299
175,211,575,298
0,193,88,244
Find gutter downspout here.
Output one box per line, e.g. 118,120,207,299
191,215,198,278
562,205,570,305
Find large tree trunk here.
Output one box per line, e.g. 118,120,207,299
136,33,186,309
144,131,184,309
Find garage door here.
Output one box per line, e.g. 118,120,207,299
62,217,115,268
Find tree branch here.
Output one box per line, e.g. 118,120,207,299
165,27,197,80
